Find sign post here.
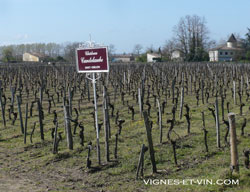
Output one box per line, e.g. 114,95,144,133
76,42,109,165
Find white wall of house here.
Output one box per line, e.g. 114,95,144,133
209,50,236,61
171,50,183,60
112,57,131,62
147,53,160,62
23,53,39,62
209,50,218,61
217,50,235,61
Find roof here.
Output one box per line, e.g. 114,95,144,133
147,53,161,57
209,45,244,51
227,34,237,42
24,52,47,58
112,54,134,58
172,49,183,53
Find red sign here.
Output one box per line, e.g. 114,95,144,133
76,47,109,73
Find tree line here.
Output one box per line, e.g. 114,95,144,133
0,42,82,63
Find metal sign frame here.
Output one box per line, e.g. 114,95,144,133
75,39,109,165
75,46,109,73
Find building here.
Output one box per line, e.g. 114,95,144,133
23,52,47,62
209,34,245,62
112,54,135,62
171,50,184,61
147,53,161,62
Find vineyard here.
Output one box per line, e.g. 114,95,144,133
1,62,250,192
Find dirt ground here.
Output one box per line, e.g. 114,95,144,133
0,140,104,192
0,145,44,192
0,175,42,192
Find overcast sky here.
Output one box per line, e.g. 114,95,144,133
0,0,249,53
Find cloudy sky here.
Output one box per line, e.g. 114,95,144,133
0,0,250,53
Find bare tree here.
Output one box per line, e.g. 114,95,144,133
64,42,80,64
145,44,155,53
108,44,116,54
173,15,211,61
108,44,116,61
162,40,176,60
133,44,143,55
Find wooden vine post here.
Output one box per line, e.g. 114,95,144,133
179,72,184,119
215,97,221,148
11,87,15,106
0,81,6,127
201,77,205,104
103,86,110,162
172,77,176,104
143,111,157,173
24,103,28,144
228,113,239,173
68,86,73,116
16,95,24,134
157,98,162,143
138,88,142,117
64,105,73,150
233,80,236,105
39,86,43,105
53,122,59,154
37,99,44,140
202,112,208,152
136,144,148,179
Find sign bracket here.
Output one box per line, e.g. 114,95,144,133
86,73,101,83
